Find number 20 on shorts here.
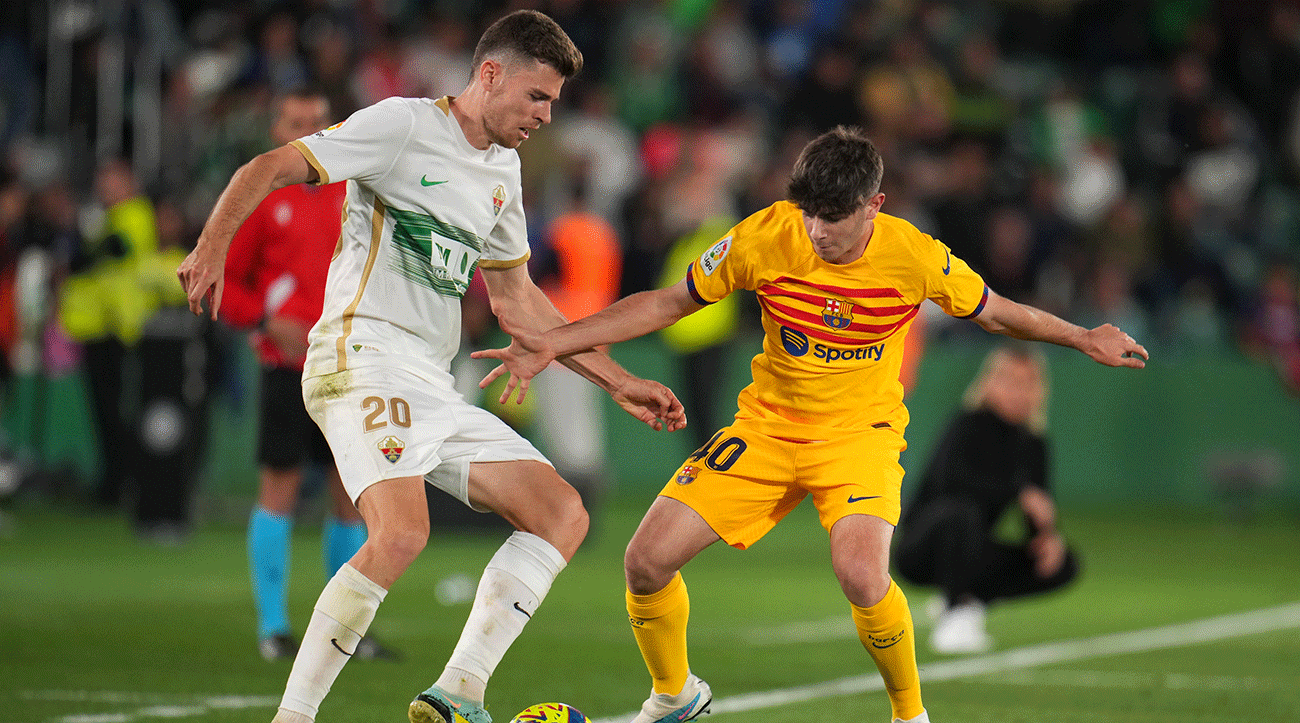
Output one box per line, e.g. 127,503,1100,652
362,396,412,432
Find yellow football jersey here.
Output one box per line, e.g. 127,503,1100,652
687,201,987,438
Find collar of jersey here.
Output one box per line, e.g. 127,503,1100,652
436,95,499,159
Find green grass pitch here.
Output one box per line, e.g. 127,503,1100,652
2,498,1298,723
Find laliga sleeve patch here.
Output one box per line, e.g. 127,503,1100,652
312,120,345,138
699,236,732,276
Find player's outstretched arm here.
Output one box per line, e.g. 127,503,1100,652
475,276,701,387
177,144,316,319
477,268,696,430
972,289,1149,368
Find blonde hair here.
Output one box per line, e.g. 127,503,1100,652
961,344,1050,434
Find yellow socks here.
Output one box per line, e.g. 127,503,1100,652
626,572,691,696
851,579,924,721
627,572,921,719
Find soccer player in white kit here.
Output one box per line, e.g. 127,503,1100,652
177,11,686,723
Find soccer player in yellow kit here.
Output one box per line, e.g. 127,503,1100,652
474,126,1149,723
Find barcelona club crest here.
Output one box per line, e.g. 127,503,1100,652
492,184,505,216
378,435,405,464
822,298,855,330
675,465,699,485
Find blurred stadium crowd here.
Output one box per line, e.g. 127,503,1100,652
1,0,1300,508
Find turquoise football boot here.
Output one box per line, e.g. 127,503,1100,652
409,685,491,723
630,673,712,723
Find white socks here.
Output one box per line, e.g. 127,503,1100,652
278,564,387,720
272,534,566,720
435,531,567,703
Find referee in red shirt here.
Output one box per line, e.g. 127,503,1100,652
222,88,396,662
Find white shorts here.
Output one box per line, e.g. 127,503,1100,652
302,365,551,510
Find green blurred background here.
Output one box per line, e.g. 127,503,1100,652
7,334,1298,513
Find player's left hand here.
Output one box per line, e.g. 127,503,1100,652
1082,324,1148,368
610,376,687,432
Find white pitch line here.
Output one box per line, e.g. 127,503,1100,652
133,707,210,719
26,694,279,723
201,697,282,709
996,668,1292,692
744,615,856,646
592,601,1300,723
997,668,1157,689
745,614,933,646
24,693,171,704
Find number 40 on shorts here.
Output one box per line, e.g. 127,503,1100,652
688,430,748,472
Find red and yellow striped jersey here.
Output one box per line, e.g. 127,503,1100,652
686,201,987,438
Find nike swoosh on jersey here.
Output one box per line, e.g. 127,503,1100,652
942,247,951,275
847,494,882,503
420,176,449,186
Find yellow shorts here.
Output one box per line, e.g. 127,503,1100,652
659,420,906,549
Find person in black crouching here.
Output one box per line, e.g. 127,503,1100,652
894,344,1079,654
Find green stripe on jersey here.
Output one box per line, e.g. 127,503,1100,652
388,207,484,298
389,207,484,252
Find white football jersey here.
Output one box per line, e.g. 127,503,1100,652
290,96,529,389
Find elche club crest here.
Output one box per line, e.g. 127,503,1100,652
675,465,699,485
378,436,405,464
822,298,854,330
492,184,506,216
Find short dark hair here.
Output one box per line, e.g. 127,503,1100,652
787,126,884,221
473,10,583,78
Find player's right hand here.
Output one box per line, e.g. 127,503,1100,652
176,242,226,319
472,327,556,405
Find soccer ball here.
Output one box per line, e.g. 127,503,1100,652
508,702,587,723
